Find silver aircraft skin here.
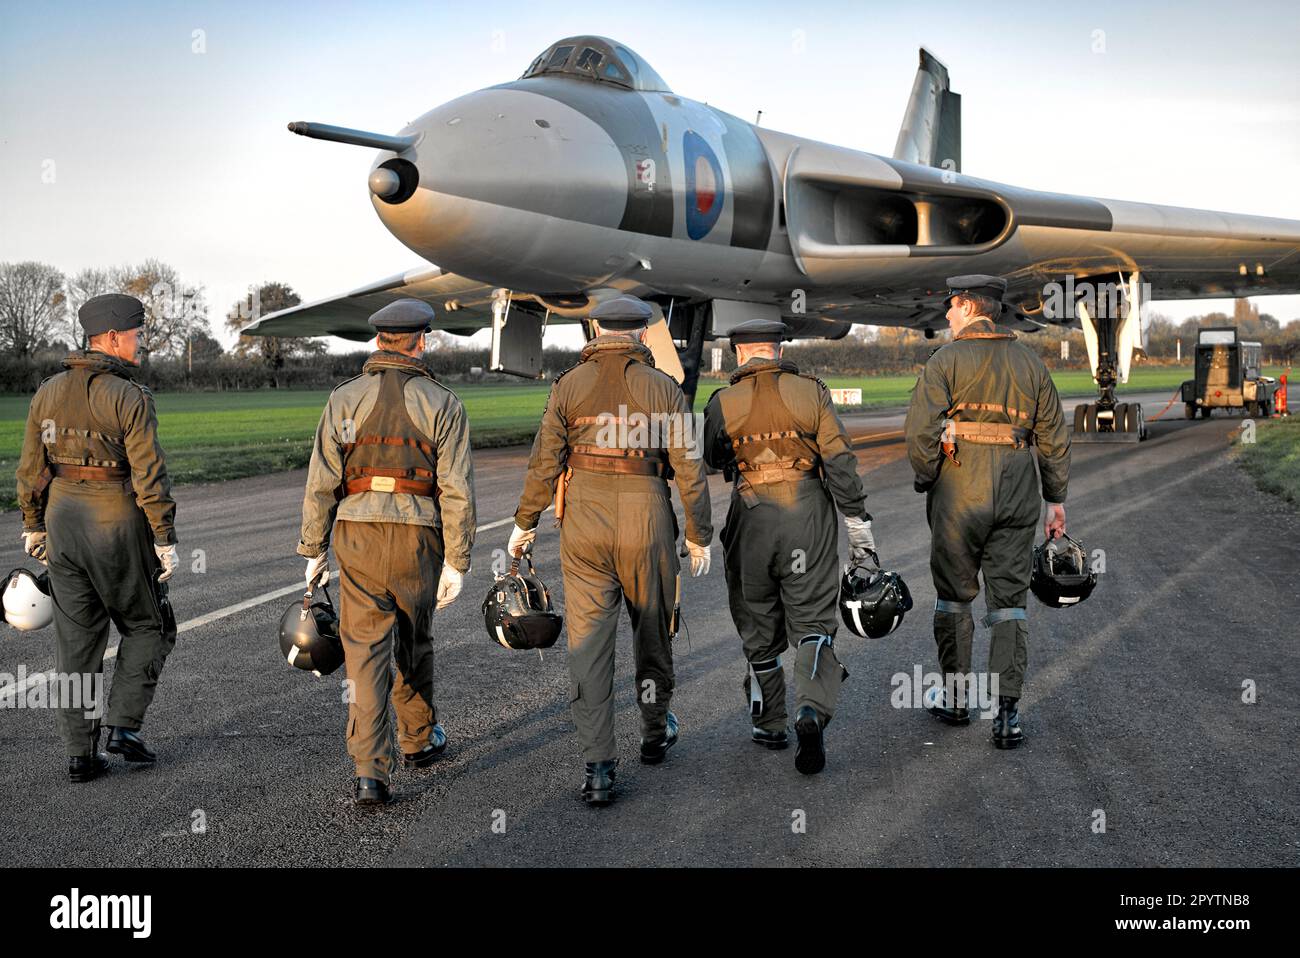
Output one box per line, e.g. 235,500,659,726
244,35,1300,397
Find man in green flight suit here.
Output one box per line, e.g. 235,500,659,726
16,293,179,782
703,319,874,775
904,275,1071,748
506,295,713,806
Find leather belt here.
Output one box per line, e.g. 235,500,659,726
568,451,668,477
344,476,438,497
52,463,129,481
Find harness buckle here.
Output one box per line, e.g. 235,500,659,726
369,476,396,492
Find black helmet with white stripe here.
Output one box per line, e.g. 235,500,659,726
482,554,563,650
278,581,344,676
840,552,913,639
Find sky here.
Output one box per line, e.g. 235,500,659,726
2,0,1298,351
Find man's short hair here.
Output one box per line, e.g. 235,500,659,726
377,330,424,353
956,292,1001,321
87,330,116,350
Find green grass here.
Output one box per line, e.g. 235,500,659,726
1,365,1289,509
1233,416,1300,505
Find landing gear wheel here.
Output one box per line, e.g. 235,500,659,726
1085,405,1099,433
1074,404,1088,433
1113,403,1129,434
1134,403,1147,439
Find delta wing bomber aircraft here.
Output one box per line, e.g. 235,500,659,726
243,34,1300,435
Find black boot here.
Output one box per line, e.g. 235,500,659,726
751,726,789,750
640,712,678,765
794,706,826,775
354,777,393,806
403,724,448,768
582,759,617,806
68,732,109,784
106,726,156,763
993,696,1024,749
924,685,971,726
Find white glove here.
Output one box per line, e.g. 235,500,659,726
155,543,179,583
845,516,876,562
22,531,47,565
507,524,536,558
435,565,464,610
685,540,711,577
304,553,329,589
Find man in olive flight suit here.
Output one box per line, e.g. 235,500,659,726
507,295,713,806
298,299,476,806
904,275,1071,748
16,293,180,782
703,319,874,775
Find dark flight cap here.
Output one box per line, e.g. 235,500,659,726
369,298,434,332
78,294,145,336
946,274,1008,304
590,295,653,329
729,319,788,346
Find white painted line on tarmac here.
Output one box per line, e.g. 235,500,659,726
0,508,544,703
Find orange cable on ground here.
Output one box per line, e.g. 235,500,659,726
1145,390,1185,422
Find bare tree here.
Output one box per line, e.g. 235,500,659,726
112,259,211,361
0,261,68,356
65,267,111,349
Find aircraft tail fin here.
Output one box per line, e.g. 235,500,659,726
892,49,961,173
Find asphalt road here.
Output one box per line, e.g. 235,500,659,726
0,391,1296,868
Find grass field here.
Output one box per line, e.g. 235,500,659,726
0,365,1289,510
1233,416,1300,505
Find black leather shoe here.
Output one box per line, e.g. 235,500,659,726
68,753,109,783
924,687,971,726
640,712,678,765
354,777,393,806
106,727,156,763
992,696,1024,749
794,706,826,775
582,759,617,806
403,724,448,768
751,726,789,750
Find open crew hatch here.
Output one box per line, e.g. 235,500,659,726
521,36,671,92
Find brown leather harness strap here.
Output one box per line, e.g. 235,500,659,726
731,429,818,449
568,451,668,477
51,463,130,481
949,422,1035,445
947,401,1032,422
343,476,439,497
342,435,435,456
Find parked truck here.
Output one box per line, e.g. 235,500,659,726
1181,327,1278,419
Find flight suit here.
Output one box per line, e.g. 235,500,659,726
298,351,476,784
903,317,1070,699
15,351,177,757
514,338,712,764
703,358,868,730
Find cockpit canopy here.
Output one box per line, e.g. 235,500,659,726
521,36,671,93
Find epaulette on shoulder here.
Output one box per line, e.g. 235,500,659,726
549,362,580,386
330,372,366,394
797,370,830,392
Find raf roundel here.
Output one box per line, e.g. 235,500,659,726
683,130,724,240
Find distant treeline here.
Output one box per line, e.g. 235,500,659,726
1,314,1294,394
